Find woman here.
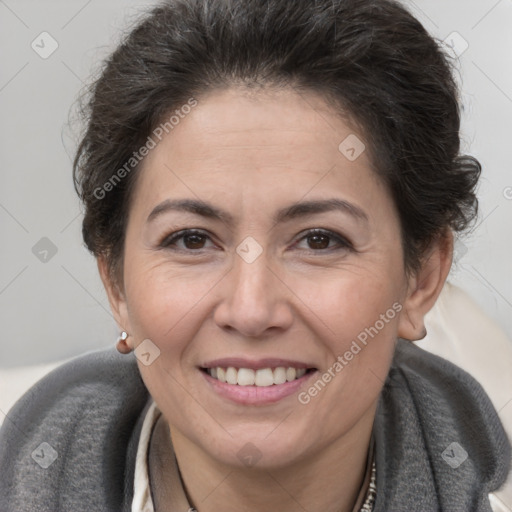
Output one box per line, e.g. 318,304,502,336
0,0,510,510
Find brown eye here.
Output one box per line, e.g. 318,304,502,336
295,229,352,252
160,229,214,251
307,233,330,250
182,233,207,249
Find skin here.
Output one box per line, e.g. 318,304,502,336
99,86,453,512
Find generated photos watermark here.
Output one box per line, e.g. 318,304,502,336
93,98,198,200
298,302,403,404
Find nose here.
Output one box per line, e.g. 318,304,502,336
213,248,294,338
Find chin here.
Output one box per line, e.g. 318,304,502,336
203,428,311,470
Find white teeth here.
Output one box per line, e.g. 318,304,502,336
255,368,274,387
225,367,238,385
273,367,287,385
286,367,296,382
216,367,227,383
207,366,310,386
237,368,255,386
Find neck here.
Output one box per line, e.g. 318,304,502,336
166,405,376,512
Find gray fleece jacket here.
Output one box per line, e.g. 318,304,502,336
0,338,510,511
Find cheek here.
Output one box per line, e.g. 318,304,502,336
124,256,222,344
289,263,403,345
122,261,217,414
289,267,402,414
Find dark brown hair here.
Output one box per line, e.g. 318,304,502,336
73,0,480,288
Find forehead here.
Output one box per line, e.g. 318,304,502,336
131,87,388,220
161,87,361,163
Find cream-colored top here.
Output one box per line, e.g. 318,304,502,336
132,400,161,512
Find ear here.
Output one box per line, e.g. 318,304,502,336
398,230,453,341
97,256,133,349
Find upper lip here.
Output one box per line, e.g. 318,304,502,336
200,358,316,370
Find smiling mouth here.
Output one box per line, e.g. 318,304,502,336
200,366,317,386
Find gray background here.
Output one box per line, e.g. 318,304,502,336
0,0,511,368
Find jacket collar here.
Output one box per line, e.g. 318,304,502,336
373,338,510,511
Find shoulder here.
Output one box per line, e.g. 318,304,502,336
1,348,148,442
0,348,150,512
390,338,510,470
372,339,511,511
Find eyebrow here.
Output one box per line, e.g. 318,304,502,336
146,198,369,225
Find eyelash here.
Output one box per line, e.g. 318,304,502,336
159,228,353,254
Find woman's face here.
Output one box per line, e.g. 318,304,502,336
106,87,419,469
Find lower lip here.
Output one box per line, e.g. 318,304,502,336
200,369,318,405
